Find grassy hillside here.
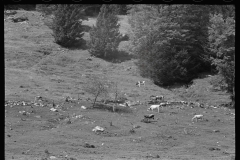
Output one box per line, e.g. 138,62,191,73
5,10,234,160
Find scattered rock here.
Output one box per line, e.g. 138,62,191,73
210,105,217,109
44,149,50,155
133,125,141,129
49,156,57,159
146,154,160,158
92,126,104,132
4,10,17,16
222,151,230,155
50,108,58,112
209,147,221,151
83,143,95,148
81,106,87,109
12,16,28,23
19,111,26,114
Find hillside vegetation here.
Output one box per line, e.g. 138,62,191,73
5,5,234,160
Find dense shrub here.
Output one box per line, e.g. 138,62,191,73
51,4,87,48
83,75,112,107
128,5,211,86
88,4,121,58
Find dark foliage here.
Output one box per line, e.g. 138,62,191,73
88,4,121,58
51,4,87,48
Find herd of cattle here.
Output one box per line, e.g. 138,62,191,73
5,92,214,124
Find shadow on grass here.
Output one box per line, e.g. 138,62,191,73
104,51,136,63
67,40,88,50
90,103,133,114
160,82,189,90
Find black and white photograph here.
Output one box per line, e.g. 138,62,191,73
4,4,235,160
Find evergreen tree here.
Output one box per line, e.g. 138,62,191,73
128,4,212,85
51,4,87,48
88,4,121,58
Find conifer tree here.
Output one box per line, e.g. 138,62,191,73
128,5,212,85
88,4,121,58
51,4,87,48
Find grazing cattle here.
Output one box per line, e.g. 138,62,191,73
147,105,160,113
136,81,145,87
144,114,154,120
192,114,203,122
150,95,164,101
156,95,164,101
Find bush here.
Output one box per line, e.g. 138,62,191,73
51,4,87,48
83,75,112,107
88,4,121,58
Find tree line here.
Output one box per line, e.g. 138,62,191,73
6,4,234,106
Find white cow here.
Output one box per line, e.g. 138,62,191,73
147,105,160,113
192,114,203,122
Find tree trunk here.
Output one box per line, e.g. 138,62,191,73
114,84,118,102
92,92,100,108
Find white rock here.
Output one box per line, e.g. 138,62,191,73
50,108,58,112
92,126,104,132
81,106,87,109
49,156,57,159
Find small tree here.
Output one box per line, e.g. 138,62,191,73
88,4,121,58
51,4,87,48
111,81,127,103
83,75,112,107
